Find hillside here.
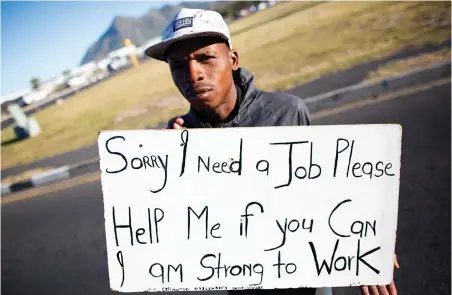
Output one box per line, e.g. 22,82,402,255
80,1,230,65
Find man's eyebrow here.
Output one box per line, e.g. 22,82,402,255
195,48,219,56
167,47,219,62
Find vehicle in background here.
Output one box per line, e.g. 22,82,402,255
20,88,53,105
67,73,90,89
107,56,129,72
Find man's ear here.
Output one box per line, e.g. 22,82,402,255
230,49,239,71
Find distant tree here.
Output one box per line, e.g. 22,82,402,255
30,78,41,90
218,1,261,19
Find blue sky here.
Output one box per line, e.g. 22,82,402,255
1,1,182,96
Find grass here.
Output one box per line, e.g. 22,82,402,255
1,1,451,170
363,47,451,82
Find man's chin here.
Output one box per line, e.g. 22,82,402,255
189,99,216,112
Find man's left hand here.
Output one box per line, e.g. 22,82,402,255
360,255,399,295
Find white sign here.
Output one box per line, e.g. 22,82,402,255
98,124,402,293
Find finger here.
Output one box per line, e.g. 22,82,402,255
173,122,183,129
394,254,399,269
360,286,370,295
369,286,379,295
386,281,397,295
377,285,390,295
175,117,184,125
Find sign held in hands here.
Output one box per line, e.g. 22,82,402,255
98,124,402,293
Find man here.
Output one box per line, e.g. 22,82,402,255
145,8,399,295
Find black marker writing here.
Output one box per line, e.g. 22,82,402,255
197,253,263,286
149,262,183,283
239,202,264,237
117,250,125,287
197,138,243,175
270,141,306,189
333,138,395,178
265,217,313,252
104,136,169,178
150,155,168,193
309,239,381,276
255,160,270,176
179,130,189,177
272,251,297,278
113,206,133,247
187,206,221,239
105,136,127,173
270,141,321,189
329,199,377,238
328,199,352,238
112,206,164,247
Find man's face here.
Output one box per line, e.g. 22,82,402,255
165,36,239,112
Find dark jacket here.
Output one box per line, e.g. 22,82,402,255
181,68,316,295
180,67,311,128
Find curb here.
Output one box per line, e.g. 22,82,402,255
1,61,451,197
1,158,99,196
304,60,451,112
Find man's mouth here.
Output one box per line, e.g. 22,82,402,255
187,88,213,99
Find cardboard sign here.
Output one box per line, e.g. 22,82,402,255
98,125,402,293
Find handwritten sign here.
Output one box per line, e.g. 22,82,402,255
98,124,402,293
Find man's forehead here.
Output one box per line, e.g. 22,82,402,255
165,36,227,60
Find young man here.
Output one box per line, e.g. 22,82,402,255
145,8,398,295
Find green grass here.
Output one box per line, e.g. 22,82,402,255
1,1,450,170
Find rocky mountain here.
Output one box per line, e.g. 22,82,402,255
80,1,230,65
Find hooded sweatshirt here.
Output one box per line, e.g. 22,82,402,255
180,67,316,295
180,67,312,128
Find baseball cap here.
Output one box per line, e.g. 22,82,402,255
144,8,232,61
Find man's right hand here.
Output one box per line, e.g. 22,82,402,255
167,117,186,129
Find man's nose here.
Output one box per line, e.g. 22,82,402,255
185,60,204,83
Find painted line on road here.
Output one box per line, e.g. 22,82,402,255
1,171,101,205
2,77,450,205
311,77,450,120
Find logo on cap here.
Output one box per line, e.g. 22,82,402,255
173,17,193,32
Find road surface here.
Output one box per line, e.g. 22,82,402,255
2,82,450,295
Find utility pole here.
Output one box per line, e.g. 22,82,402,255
124,38,140,68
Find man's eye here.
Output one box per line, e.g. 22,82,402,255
199,56,213,63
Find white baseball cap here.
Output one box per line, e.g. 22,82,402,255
145,8,232,61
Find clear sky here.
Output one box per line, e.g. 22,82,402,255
1,1,181,96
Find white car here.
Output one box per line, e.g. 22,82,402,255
21,89,52,105
67,74,90,89
108,57,129,72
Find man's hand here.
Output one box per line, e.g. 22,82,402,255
167,117,186,129
360,254,399,295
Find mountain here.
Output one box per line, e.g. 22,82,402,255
80,1,228,65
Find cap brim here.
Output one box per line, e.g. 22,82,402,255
144,31,230,62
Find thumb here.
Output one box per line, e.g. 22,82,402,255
394,254,399,269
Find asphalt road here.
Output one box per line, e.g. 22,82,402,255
2,82,450,295
3,39,451,180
